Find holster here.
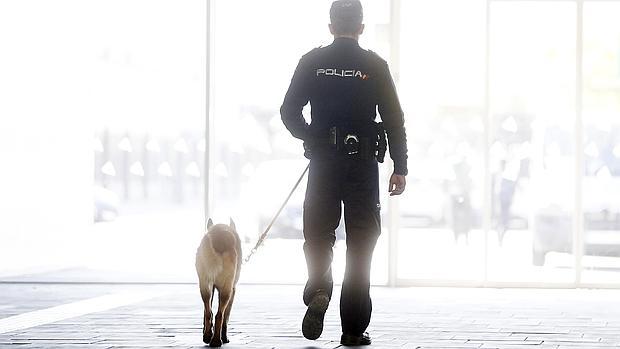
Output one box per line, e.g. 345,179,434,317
375,122,387,163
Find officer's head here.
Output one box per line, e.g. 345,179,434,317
329,0,364,39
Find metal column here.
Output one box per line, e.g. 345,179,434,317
388,0,402,287
204,0,213,222
483,0,492,285
574,0,584,286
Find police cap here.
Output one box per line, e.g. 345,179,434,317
330,0,363,24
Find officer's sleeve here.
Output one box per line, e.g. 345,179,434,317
280,57,311,141
377,62,408,176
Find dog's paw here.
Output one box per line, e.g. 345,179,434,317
209,338,223,347
202,333,212,345
222,335,229,344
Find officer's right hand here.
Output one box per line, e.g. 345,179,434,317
303,142,313,160
388,173,406,196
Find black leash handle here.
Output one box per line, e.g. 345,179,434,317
243,162,310,264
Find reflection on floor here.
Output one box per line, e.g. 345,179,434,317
1,283,619,348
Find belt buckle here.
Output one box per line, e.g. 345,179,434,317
344,134,359,155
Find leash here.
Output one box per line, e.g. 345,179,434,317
243,162,310,264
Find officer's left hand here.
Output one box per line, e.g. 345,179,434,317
389,173,406,196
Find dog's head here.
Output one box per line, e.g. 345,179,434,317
206,217,236,233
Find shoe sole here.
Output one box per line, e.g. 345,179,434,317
302,295,329,340
340,334,371,346
340,339,372,346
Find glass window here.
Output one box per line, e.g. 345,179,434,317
89,1,207,281
8,0,620,288
397,0,487,282
0,1,93,276
581,2,620,285
487,1,576,283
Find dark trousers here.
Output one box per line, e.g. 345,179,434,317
302,154,380,336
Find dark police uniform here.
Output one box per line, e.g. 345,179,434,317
280,27,407,339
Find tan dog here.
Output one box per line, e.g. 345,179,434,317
195,218,242,347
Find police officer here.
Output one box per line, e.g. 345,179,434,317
280,0,407,346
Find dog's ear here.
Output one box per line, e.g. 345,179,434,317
207,218,214,230
229,217,236,231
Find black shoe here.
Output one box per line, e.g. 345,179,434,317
340,332,371,346
302,292,330,340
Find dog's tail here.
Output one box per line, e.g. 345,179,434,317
209,230,236,254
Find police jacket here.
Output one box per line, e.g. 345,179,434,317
280,37,408,175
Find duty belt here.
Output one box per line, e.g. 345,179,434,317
304,123,387,163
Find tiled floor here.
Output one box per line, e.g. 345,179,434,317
0,283,619,348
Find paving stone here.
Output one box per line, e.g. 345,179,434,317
1,284,620,348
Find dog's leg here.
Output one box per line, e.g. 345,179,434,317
209,287,232,347
199,281,214,344
221,287,236,343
